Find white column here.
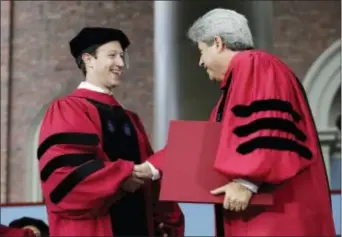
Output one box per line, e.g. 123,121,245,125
26,120,43,202
153,1,179,150
248,1,274,52
32,123,43,201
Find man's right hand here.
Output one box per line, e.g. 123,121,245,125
121,174,145,193
134,162,154,179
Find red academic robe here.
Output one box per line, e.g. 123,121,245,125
0,225,35,237
38,88,184,236
209,50,336,236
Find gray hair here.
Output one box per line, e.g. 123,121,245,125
187,8,254,51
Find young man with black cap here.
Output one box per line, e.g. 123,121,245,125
37,27,184,236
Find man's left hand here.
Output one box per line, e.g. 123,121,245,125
134,162,153,179
211,181,252,212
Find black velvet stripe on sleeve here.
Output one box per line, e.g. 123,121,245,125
40,153,95,182
231,99,312,159
37,133,99,160
231,99,301,122
233,117,307,141
50,160,104,204
237,136,313,160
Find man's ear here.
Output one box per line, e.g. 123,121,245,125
214,36,225,52
81,53,94,68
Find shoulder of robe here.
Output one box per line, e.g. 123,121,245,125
43,95,95,124
233,50,297,88
47,95,91,113
237,50,294,74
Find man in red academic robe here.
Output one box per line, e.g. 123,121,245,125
135,8,336,236
37,27,184,236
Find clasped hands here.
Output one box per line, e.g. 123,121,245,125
121,161,154,193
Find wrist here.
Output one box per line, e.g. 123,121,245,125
233,179,259,193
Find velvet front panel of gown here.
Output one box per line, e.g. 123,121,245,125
86,98,149,236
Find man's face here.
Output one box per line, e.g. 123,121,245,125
197,41,222,82
86,41,125,88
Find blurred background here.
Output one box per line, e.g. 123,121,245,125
1,0,341,235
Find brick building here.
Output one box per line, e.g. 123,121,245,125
1,0,340,204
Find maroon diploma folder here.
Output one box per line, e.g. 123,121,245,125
159,120,273,205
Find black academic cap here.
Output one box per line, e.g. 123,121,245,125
69,27,130,59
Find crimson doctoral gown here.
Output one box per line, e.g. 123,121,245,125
38,88,184,236
209,50,336,236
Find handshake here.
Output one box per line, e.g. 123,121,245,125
121,161,155,193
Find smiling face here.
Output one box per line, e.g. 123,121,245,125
197,37,238,82
82,41,125,89
198,41,223,82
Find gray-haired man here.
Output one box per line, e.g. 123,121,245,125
185,8,335,236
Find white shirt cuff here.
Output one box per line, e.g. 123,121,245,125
145,161,160,180
233,179,259,193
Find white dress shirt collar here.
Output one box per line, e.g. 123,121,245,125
77,81,128,109
78,81,113,95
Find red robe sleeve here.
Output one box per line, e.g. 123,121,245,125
214,51,318,184
38,97,134,218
